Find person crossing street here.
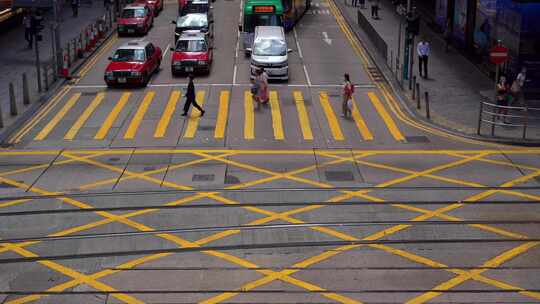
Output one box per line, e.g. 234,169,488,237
182,74,205,117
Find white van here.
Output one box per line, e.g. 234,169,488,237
248,26,292,81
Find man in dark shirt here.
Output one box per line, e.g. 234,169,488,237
182,74,205,116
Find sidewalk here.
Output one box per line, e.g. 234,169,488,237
334,0,540,143
0,1,110,142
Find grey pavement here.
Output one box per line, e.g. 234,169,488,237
335,0,540,143
0,0,110,140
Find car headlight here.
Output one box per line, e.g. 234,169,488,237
198,60,206,65
173,61,182,66
105,71,113,76
131,71,141,76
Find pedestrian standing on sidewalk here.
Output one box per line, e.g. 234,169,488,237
182,74,205,117
23,12,33,49
496,76,510,123
71,0,79,17
443,18,452,52
371,0,380,19
417,38,430,78
341,73,354,118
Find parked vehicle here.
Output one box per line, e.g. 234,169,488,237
134,0,163,16
105,41,162,87
172,13,213,42
117,4,154,36
179,0,213,21
248,26,292,80
171,31,213,75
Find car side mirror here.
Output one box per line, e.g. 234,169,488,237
238,24,242,31
209,20,214,23
171,20,177,24
210,6,213,9
287,48,293,53
108,56,112,60
170,47,175,51
246,47,252,53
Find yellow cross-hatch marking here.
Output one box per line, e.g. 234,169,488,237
269,91,284,140
319,91,344,140
64,92,105,140
183,91,206,138
293,91,313,140
124,91,156,139
350,96,373,140
244,91,254,140
154,90,181,138
34,92,81,141
214,90,229,139
94,92,131,140
367,92,404,141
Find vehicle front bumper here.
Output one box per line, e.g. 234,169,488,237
250,65,288,80
172,62,209,73
104,75,145,85
117,24,146,34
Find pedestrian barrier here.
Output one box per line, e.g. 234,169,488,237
477,101,540,139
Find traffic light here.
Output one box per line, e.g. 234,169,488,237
406,13,420,36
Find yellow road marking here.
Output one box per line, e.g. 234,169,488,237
0,198,31,209
367,92,404,141
319,92,344,140
94,92,131,140
183,91,206,138
293,91,313,140
350,96,373,140
214,90,229,139
124,91,156,139
34,93,81,141
154,90,181,138
269,91,284,140
244,91,254,139
64,92,105,140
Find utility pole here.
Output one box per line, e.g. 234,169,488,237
53,0,62,77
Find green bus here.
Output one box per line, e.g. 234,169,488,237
240,0,309,54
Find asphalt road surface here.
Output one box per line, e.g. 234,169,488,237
0,0,540,303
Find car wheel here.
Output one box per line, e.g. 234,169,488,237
142,73,150,86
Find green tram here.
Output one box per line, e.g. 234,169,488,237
239,0,310,54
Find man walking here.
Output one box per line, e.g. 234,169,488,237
23,12,33,49
71,0,79,17
182,74,205,117
417,38,430,78
371,0,380,19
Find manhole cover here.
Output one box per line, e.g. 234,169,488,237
324,170,355,181
224,175,240,184
81,91,98,96
405,136,430,143
192,174,215,182
143,166,155,171
199,125,215,131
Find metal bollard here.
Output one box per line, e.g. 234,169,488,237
477,101,483,135
43,64,49,91
0,100,4,128
416,82,420,109
412,76,417,100
9,82,18,116
22,73,30,105
425,91,430,120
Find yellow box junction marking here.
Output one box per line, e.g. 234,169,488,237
124,91,156,139
94,92,131,140
64,92,105,140
244,91,254,140
350,96,373,140
183,91,206,138
319,91,344,140
293,91,313,140
367,92,404,141
214,90,230,139
34,93,81,141
154,90,181,138
269,91,284,140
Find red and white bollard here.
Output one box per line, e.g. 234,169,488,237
61,52,70,78
77,36,84,58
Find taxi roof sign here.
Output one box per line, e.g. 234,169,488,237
253,5,274,13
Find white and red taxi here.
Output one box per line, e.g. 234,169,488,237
105,40,162,87
170,31,212,75
117,4,154,36
134,0,163,16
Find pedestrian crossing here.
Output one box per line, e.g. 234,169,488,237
16,88,406,143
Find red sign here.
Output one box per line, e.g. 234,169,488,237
253,5,274,13
490,45,509,65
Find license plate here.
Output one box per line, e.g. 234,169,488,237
185,67,194,72
127,29,134,33
118,77,127,83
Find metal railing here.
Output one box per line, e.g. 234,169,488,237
477,101,540,139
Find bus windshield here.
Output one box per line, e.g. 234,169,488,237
244,14,282,33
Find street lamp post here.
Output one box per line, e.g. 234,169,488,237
53,0,62,77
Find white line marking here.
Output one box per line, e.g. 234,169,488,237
72,83,376,88
163,43,171,58
233,65,238,86
303,66,312,87
322,31,332,45
293,27,303,59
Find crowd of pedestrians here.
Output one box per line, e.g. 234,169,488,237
495,68,528,123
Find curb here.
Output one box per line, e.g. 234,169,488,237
331,0,540,147
0,27,117,147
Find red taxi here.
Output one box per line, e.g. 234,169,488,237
135,0,163,16
170,31,212,75
105,41,162,87
117,4,154,36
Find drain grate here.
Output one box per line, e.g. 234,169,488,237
199,125,215,131
325,170,355,182
143,166,156,171
405,136,430,143
108,157,121,162
81,91,99,96
225,175,240,184
192,174,215,182
367,66,384,82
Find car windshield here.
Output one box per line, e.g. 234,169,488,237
122,8,146,18
176,39,207,52
244,14,282,33
112,48,146,61
253,38,286,56
177,14,207,27
183,3,208,14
